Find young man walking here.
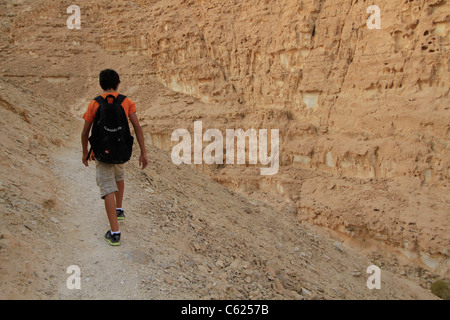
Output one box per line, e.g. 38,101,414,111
81,69,148,246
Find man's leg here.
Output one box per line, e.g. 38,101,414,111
97,162,121,245
114,164,125,210
115,180,124,209
104,193,119,232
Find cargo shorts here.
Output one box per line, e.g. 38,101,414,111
96,161,125,199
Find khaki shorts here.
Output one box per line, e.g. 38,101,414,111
96,162,125,199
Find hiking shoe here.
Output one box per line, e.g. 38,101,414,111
104,230,121,246
116,209,125,220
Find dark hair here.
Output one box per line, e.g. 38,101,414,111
99,69,121,91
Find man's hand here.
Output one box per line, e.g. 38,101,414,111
82,151,95,166
139,153,149,170
82,152,89,167
129,113,149,170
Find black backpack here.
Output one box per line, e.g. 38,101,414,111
86,94,134,164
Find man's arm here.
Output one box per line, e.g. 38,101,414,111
81,120,92,166
129,112,149,170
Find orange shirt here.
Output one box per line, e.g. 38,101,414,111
83,92,136,123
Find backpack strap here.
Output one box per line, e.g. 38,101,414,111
86,96,104,162
86,146,93,162
94,95,105,104
94,94,127,105
115,94,127,105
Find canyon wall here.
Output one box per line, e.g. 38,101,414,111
96,0,450,184
99,0,450,273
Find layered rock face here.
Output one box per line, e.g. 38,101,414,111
114,0,448,183
0,0,448,275
102,0,450,273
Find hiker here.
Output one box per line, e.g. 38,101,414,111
81,69,149,246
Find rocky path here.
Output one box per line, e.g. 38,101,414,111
51,124,160,299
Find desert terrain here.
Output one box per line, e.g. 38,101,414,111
0,0,448,299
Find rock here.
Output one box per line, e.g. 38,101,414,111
350,270,361,277
301,288,312,296
274,278,284,291
50,217,59,224
285,290,304,300
229,258,241,269
160,262,170,270
215,259,224,268
266,265,277,279
295,283,303,294
334,242,344,252
198,265,209,273
164,276,173,284
226,286,243,299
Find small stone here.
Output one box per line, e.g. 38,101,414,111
350,270,361,277
301,288,312,296
164,276,173,284
50,216,59,224
198,265,209,273
230,258,241,269
160,263,170,270
274,278,284,291
266,265,277,278
215,259,224,268
334,242,344,252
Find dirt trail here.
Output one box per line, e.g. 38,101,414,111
50,122,158,299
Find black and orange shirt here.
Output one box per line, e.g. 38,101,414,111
83,92,136,123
